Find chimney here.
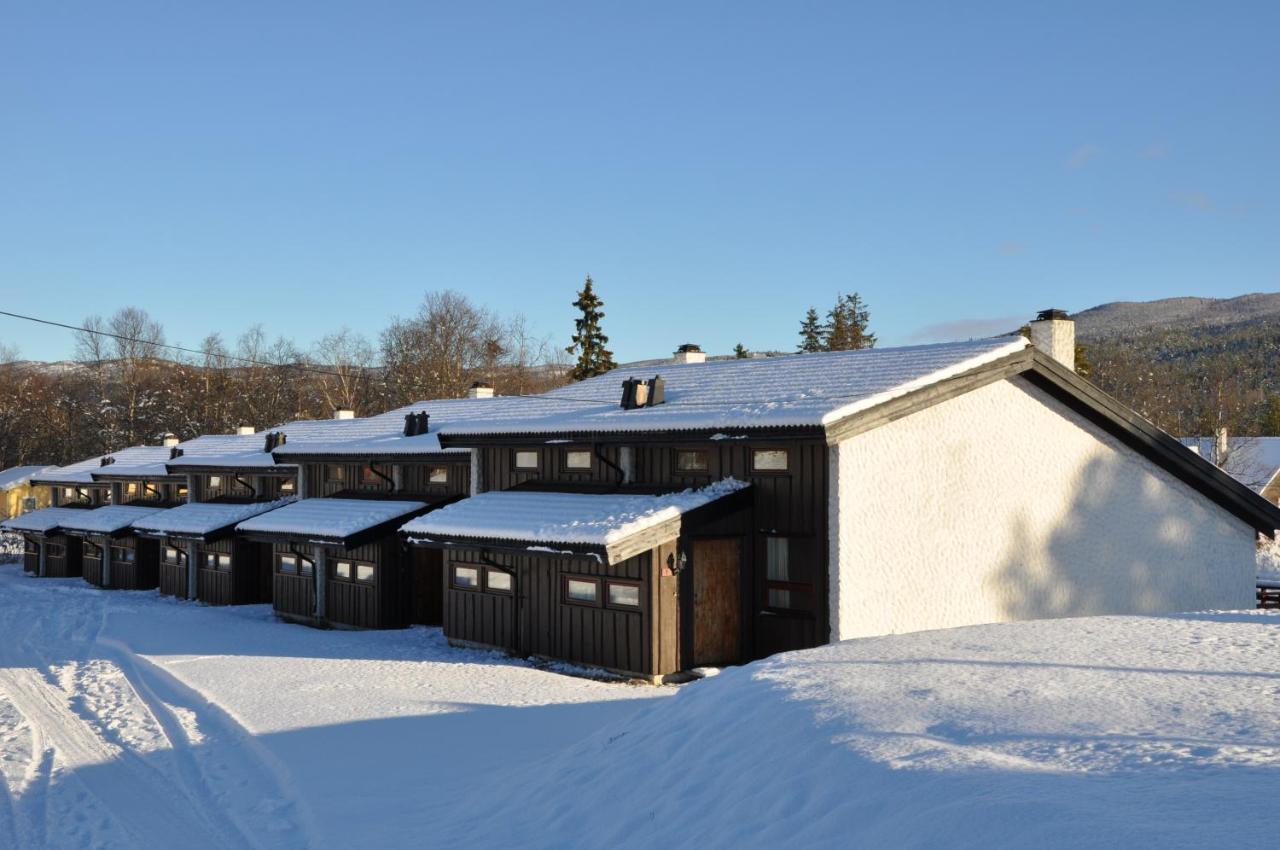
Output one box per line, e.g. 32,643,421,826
468,381,495,399
161,433,180,448
673,343,706,365
237,425,256,436
1029,309,1075,371
1215,427,1230,468
334,408,355,420
621,375,666,409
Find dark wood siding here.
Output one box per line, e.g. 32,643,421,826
22,538,38,574
43,534,83,578
302,461,469,500
158,540,188,598
442,547,668,677
477,440,828,661
110,537,159,590
325,538,406,629
82,540,105,587
271,542,315,619
407,547,444,626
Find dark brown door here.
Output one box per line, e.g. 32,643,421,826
692,538,741,667
409,548,444,626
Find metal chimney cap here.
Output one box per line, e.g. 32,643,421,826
1034,308,1071,322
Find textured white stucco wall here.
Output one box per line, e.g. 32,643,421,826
829,376,1256,640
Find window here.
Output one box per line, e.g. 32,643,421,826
360,465,381,485
563,576,600,605
46,543,65,558
356,564,375,583
514,450,538,470
451,565,480,589
485,568,512,593
163,546,184,566
277,553,314,576
176,485,188,500
23,539,38,555
83,542,100,560
280,478,296,493
21,496,36,513
112,546,135,564
209,476,222,488
125,482,138,496
764,536,814,612
428,467,448,484
334,560,352,579
205,552,232,572
607,581,641,609
752,449,789,472
564,450,592,470
62,487,75,500
326,465,346,483
676,450,709,472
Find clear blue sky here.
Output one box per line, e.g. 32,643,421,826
2,2,1277,362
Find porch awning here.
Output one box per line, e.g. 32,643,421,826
132,497,297,542
0,506,99,536
236,497,431,548
401,478,750,565
55,505,168,537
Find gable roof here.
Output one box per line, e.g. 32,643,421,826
270,396,501,461
435,337,1028,440
31,445,175,486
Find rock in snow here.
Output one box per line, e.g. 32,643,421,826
0,561,1275,848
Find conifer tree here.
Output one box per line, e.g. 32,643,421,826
797,307,825,353
565,275,617,381
824,293,877,351
733,343,750,359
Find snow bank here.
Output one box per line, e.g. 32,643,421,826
402,478,749,546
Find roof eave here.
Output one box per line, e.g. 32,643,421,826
436,425,826,449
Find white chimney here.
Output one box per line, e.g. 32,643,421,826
161,433,180,448
673,343,706,365
1214,427,1230,468
334,408,355,420
468,382,495,399
236,425,256,436
1029,309,1075,371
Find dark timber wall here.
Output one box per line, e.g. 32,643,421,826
477,440,827,660
158,544,189,599
272,542,316,620
301,461,469,500
110,537,159,590
42,534,83,578
325,538,406,629
82,541,105,587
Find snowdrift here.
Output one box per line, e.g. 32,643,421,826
446,612,1280,849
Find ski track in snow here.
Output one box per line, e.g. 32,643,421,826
0,575,317,850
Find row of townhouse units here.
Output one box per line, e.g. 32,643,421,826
5,311,1280,682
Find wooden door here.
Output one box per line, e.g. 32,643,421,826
692,538,741,667
408,548,444,626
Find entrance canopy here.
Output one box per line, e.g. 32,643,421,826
0,506,98,537
237,497,430,548
132,497,297,543
401,479,751,565
55,505,167,538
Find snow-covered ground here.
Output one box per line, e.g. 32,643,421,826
0,554,1277,848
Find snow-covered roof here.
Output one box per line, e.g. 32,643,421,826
0,506,98,534
402,479,750,561
131,497,297,539
55,504,168,536
0,465,55,491
166,415,377,472
271,397,501,459
31,452,117,485
1178,437,1280,494
35,445,178,484
434,337,1029,437
237,497,429,543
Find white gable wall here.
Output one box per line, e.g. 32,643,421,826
829,375,1255,641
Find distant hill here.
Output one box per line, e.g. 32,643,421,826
1073,293,1280,341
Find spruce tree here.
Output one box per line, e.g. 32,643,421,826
825,293,877,351
565,275,617,381
733,343,750,359
797,307,825,353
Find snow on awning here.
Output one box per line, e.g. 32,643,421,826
402,479,751,564
236,498,430,546
131,497,297,541
0,506,99,535
55,505,168,537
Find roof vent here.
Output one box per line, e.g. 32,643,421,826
621,375,665,410
263,431,287,453
100,456,115,467
237,425,256,436
169,447,184,460
334,408,355,420
468,381,495,399
161,433,180,447
403,411,431,437
673,343,706,365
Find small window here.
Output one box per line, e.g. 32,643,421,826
277,553,313,575
514,450,538,470
334,560,352,579
62,487,75,500
564,450,592,470
564,576,599,605
356,564,375,583
676,450,709,472
752,449,789,472
83,542,100,560
360,466,381,485
428,467,448,484
452,565,480,589
486,568,512,593
21,496,36,513
24,539,38,555
209,475,222,488
176,485,188,500
125,483,138,496
280,478,296,493
205,552,232,572
326,465,346,483
47,543,65,558
607,581,641,609
112,546,135,564
163,546,184,566
763,536,814,612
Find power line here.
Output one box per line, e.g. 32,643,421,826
0,308,349,379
